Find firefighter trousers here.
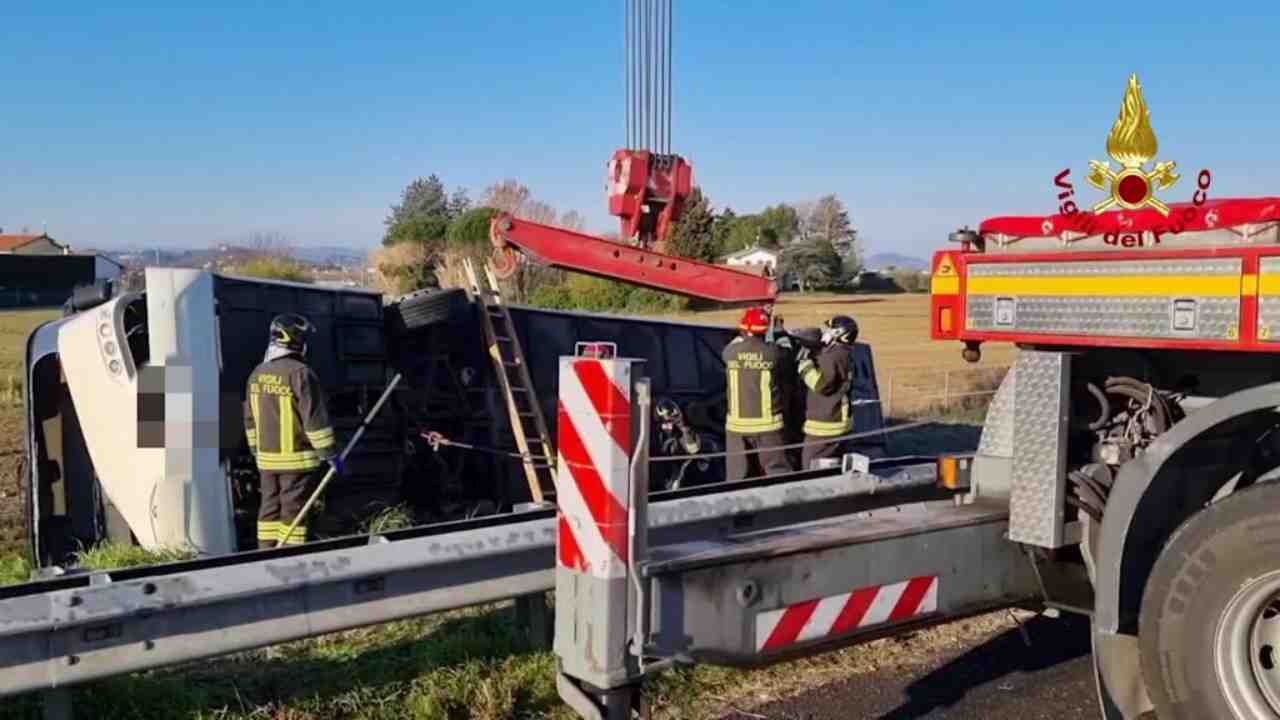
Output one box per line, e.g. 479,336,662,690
726,430,791,482
257,468,323,549
802,436,849,471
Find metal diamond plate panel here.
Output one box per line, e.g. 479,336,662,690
967,296,1239,339
1258,257,1280,342
1007,351,1069,548
976,366,1015,458
965,258,1242,340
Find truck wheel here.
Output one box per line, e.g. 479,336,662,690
388,288,466,332
1140,481,1280,719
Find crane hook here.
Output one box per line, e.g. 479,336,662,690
489,213,520,279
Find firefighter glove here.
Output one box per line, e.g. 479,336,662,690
798,357,816,376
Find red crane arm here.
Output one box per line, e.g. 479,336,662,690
488,213,778,304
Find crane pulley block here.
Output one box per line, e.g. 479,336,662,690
607,149,693,252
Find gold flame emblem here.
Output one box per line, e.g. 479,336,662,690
1086,73,1179,216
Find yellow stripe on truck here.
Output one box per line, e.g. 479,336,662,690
966,274,1241,298
1254,274,1280,295
1242,274,1259,295
930,275,960,294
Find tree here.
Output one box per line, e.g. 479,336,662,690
382,213,450,254
722,215,767,253
805,194,859,263
446,206,500,252
385,175,449,231
779,240,842,292
667,187,719,262
758,204,801,246
447,187,471,219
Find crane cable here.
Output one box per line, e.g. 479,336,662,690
626,0,672,153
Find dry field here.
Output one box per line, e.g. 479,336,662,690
671,292,1016,416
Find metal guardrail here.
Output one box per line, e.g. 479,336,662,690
0,458,942,698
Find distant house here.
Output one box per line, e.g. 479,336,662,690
0,234,124,307
0,233,69,255
722,245,779,275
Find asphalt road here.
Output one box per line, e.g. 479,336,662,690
721,614,1101,720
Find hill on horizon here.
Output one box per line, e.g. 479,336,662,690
865,252,927,271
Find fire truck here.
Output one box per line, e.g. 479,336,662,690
540,195,1280,720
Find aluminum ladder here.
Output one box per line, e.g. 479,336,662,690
463,258,557,505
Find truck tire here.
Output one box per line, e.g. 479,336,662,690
1139,481,1280,719
387,288,467,333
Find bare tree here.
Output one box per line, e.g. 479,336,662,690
558,210,586,231
244,231,294,257
481,179,559,224
481,179,533,215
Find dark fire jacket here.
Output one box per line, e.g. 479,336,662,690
244,355,337,471
723,335,786,434
799,344,854,437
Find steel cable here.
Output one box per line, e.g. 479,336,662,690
422,412,933,466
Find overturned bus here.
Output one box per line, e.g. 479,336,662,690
22,268,886,566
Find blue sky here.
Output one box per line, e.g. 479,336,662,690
3,1,1278,257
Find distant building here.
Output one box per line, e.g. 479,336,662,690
0,243,124,304
722,245,779,274
0,233,69,255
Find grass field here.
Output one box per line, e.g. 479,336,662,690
0,295,1011,719
0,309,60,558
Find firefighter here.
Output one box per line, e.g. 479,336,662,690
244,314,341,548
654,397,722,490
798,315,859,470
723,307,791,481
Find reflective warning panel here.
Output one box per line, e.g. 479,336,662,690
930,252,959,295
964,258,1243,341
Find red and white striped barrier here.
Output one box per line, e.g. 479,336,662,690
556,355,635,579
755,576,939,652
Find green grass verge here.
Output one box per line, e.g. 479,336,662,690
0,553,30,585
75,542,196,571
0,604,570,720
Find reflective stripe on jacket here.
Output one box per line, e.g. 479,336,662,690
723,335,786,434
244,355,337,471
799,344,854,437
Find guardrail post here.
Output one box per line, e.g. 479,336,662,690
554,348,647,719
514,592,552,649
42,688,71,720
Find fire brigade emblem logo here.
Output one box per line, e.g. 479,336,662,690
1087,73,1180,216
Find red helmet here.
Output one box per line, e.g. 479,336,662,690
738,307,771,335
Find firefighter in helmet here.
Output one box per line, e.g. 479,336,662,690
654,397,721,490
244,314,340,548
798,315,859,469
722,307,792,481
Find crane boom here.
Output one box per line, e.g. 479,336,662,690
488,213,777,304
484,2,779,305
